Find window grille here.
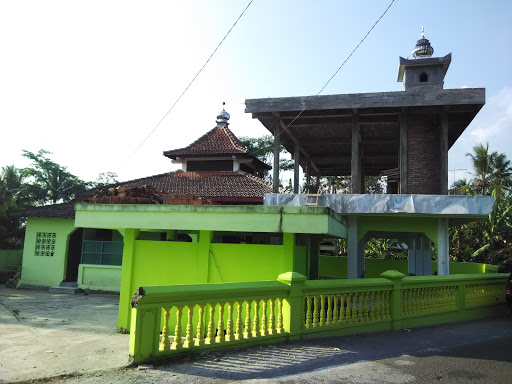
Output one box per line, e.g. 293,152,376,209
35,232,56,256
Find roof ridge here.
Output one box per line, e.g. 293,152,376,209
236,170,272,187
223,127,248,153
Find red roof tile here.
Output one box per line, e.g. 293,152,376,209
163,127,248,158
118,170,272,198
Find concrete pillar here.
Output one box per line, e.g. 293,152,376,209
408,233,432,276
351,112,362,193
437,218,450,275
347,216,364,279
308,235,320,280
399,111,408,194
294,142,300,193
306,158,311,193
118,228,140,331
273,121,281,193
440,109,449,194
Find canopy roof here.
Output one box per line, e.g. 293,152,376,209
245,88,484,176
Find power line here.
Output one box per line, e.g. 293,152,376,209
128,0,254,159
249,0,395,159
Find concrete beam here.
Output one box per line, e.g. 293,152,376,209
245,88,485,114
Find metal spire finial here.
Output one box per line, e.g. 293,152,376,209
412,26,434,58
216,102,230,127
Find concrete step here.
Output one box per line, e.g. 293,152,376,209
60,281,79,288
49,286,82,294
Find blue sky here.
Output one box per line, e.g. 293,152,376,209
1,0,511,187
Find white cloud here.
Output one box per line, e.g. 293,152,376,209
469,87,512,143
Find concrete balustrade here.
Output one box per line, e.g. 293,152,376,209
129,271,508,363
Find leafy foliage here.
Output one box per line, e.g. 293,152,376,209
20,149,90,204
451,144,512,266
0,166,31,248
239,135,293,182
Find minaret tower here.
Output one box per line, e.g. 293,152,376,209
398,27,451,91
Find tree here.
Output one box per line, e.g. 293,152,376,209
466,143,494,195
20,149,90,205
94,172,119,188
239,135,293,182
449,178,471,195
490,152,512,189
0,166,30,249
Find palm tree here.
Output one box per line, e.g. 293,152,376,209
449,178,471,195
490,152,512,189
466,143,495,195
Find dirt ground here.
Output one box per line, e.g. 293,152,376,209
0,286,129,383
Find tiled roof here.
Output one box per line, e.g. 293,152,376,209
163,127,248,158
17,171,273,218
118,170,272,198
9,202,76,219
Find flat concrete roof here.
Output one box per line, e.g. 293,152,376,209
74,204,348,237
264,193,495,219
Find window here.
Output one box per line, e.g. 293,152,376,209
35,232,56,256
419,72,428,82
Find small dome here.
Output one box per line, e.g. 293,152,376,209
216,102,230,127
412,26,434,58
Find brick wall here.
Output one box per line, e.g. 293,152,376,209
407,114,441,194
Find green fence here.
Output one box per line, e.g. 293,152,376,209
129,271,508,363
0,250,23,270
319,256,497,278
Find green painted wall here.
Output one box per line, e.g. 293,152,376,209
118,231,309,331
19,217,76,287
0,250,23,270
77,264,122,291
319,256,492,278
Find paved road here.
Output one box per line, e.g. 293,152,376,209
60,314,512,384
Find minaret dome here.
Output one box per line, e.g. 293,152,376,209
216,102,230,128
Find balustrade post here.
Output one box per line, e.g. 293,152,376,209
380,270,406,330
457,283,466,312
277,272,306,340
129,304,160,363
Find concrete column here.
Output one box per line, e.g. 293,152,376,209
198,230,213,282
399,111,408,194
306,158,311,193
294,142,300,193
437,218,449,275
308,235,320,280
273,120,281,193
347,216,364,279
408,233,433,276
351,112,362,193
118,228,140,331
440,109,449,194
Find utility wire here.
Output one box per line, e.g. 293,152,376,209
128,0,254,159
248,0,395,159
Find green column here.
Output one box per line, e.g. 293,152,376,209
282,233,296,272
381,270,405,330
198,230,212,283
118,228,139,332
278,272,306,340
